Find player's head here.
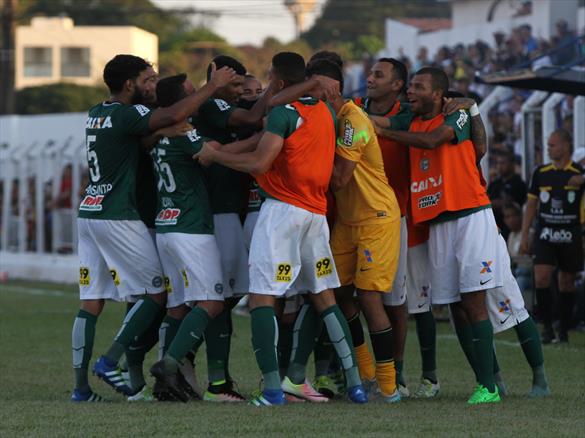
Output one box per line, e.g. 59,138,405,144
408,67,449,115
547,128,573,159
270,52,305,91
142,65,159,107
240,74,263,103
367,58,407,100
503,202,522,232
309,51,343,69
305,58,343,100
495,149,516,178
206,55,246,103
103,54,154,104
155,73,194,108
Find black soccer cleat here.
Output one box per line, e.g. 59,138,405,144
150,360,189,402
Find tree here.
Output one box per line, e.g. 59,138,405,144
16,83,107,114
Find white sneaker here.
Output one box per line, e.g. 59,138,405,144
413,378,440,398
398,383,410,398
178,360,203,399
127,385,154,402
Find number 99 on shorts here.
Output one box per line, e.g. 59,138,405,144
316,257,333,278
275,263,292,282
79,267,90,286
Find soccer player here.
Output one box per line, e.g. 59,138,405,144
195,51,367,406
520,129,584,343
374,67,501,404
71,54,235,402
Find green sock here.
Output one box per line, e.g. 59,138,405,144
471,320,496,392
167,307,211,364
514,317,548,388
453,320,479,382
287,304,320,384
321,305,361,388
205,308,231,384
493,348,500,375
251,306,281,391
158,315,182,359
278,319,294,379
72,309,97,392
105,296,162,363
314,326,334,377
414,311,437,383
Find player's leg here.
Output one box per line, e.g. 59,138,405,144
279,296,300,379
534,264,555,343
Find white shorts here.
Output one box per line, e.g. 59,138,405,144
428,208,503,305
243,211,260,251
487,234,530,334
77,218,164,301
406,242,432,314
156,233,224,307
383,216,407,306
249,199,340,296
214,213,250,297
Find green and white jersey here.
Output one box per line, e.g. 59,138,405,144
151,129,214,235
136,149,158,229
191,98,247,215
78,102,152,220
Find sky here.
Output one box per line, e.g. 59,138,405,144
152,0,327,46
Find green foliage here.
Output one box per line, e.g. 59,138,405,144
16,83,107,114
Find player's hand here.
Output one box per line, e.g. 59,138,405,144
205,140,222,151
209,62,236,88
442,97,476,115
568,174,585,187
157,121,193,138
193,142,216,166
369,115,390,129
311,75,340,101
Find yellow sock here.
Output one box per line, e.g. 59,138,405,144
355,343,376,381
376,360,397,396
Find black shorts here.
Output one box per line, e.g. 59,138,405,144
533,227,584,272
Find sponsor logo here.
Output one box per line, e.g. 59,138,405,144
455,110,469,130
85,116,113,129
186,129,201,143
84,183,112,197
214,99,231,112
133,104,150,116
418,192,442,209
152,276,163,288
417,302,428,309
411,175,443,193
539,227,573,243
155,208,181,226
499,315,511,324
275,263,292,282
248,189,261,208
214,283,224,294
181,270,189,288
109,269,120,286
190,331,201,340
79,267,90,286
498,299,511,324
551,198,564,215
568,191,576,204
420,157,430,171
79,195,104,211
480,278,493,286
364,249,373,263
164,276,173,294
480,261,493,274
539,190,550,203
342,119,354,147
359,267,372,272
229,278,236,289
316,257,333,278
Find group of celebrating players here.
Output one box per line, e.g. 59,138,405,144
71,48,552,407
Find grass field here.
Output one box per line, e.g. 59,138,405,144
1,279,584,437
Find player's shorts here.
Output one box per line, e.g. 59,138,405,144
533,226,584,273
156,233,224,307
405,241,432,314
331,218,400,293
428,208,503,305
249,199,340,296
77,218,164,301
383,216,407,306
214,213,250,297
487,233,530,334
243,211,260,251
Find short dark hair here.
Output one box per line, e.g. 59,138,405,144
206,55,246,82
309,51,343,69
377,57,408,91
156,73,187,108
415,67,449,98
552,128,573,151
103,54,151,94
271,52,306,87
306,59,344,93
445,90,465,98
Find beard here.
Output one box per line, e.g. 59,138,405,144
131,85,146,105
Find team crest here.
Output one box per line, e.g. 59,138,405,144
539,190,550,203
420,157,430,172
568,191,576,204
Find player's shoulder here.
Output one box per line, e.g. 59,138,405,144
445,109,471,129
567,161,584,174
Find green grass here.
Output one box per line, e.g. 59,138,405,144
1,279,584,437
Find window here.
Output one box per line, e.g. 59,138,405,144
61,47,90,77
23,47,52,77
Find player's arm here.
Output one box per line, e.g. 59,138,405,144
470,113,487,163
218,132,263,154
330,154,357,192
375,125,456,149
270,75,340,107
519,196,538,254
227,82,277,129
194,131,283,174
140,121,193,151
148,64,235,131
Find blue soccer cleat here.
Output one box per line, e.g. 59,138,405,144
249,389,286,407
92,356,134,396
70,388,105,402
347,384,368,404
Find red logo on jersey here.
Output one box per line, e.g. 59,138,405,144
155,208,181,226
79,195,104,211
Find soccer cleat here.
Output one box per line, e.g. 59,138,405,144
204,381,246,402
467,385,500,405
552,332,568,344
178,361,203,400
313,375,339,399
331,370,347,394
92,356,134,396
413,378,440,399
127,385,154,402
70,388,105,402
541,326,555,344
398,383,410,398
249,389,286,407
528,385,551,398
281,377,328,402
347,384,368,404
121,368,131,388
150,359,189,402
381,388,401,403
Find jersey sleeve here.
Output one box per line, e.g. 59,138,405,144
200,99,235,130
335,112,369,162
388,105,414,131
528,167,539,199
444,110,471,144
266,105,296,138
178,129,208,155
120,104,153,135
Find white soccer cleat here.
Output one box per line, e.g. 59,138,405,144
413,378,440,398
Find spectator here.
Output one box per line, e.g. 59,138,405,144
551,19,577,65
520,24,538,56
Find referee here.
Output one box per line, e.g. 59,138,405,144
520,129,585,343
